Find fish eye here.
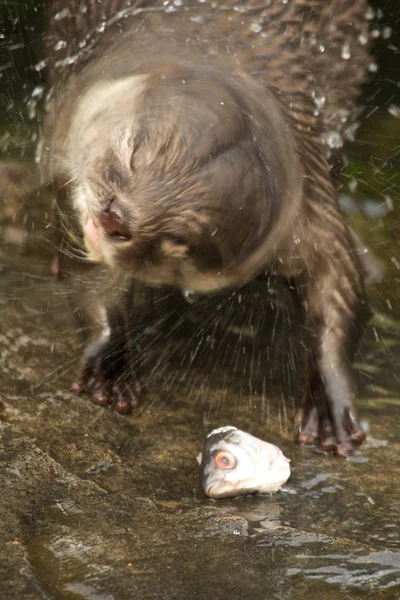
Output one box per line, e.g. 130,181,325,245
214,451,236,470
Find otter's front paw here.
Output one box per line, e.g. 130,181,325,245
72,336,141,414
295,406,365,457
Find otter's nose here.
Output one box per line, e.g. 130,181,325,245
99,198,131,241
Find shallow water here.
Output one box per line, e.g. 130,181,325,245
1,1,400,599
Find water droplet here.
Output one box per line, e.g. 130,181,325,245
371,29,380,39
382,26,392,40
96,21,106,33
27,99,37,120
341,43,351,60
364,7,374,20
56,55,78,67
348,178,358,193
54,8,71,21
34,60,47,72
321,131,343,149
183,290,196,304
391,257,400,270
337,108,351,123
54,40,67,51
31,86,45,98
250,22,262,33
318,45,325,53
312,89,326,110
384,195,393,211
388,104,400,118
368,62,378,73
344,122,360,142
293,237,300,245
358,33,369,45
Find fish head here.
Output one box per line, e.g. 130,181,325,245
200,426,290,499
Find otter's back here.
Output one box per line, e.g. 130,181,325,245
46,0,372,153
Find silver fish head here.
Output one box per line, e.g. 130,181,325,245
200,426,291,499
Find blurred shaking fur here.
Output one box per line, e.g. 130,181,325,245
25,1,376,454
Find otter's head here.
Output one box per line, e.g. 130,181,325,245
69,66,302,293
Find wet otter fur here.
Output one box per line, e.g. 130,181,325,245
40,0,373,456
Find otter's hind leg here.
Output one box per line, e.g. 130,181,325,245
294,230,370,456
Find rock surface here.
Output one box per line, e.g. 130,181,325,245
0,240,399,599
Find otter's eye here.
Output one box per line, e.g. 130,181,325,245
160,235,193,258
214,451,236,470
164,234,188,247
99,198,131,241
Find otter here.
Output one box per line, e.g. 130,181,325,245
40,0,373,456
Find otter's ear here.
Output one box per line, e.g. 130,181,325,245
113,130,137,172
127,134,136,172
130,129,164,171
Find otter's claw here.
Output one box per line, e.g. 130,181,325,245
72,337,141,414
295,406,365,457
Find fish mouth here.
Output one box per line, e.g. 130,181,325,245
203,480,218,498
203,480,231,499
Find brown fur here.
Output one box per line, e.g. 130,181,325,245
39,0,373,453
